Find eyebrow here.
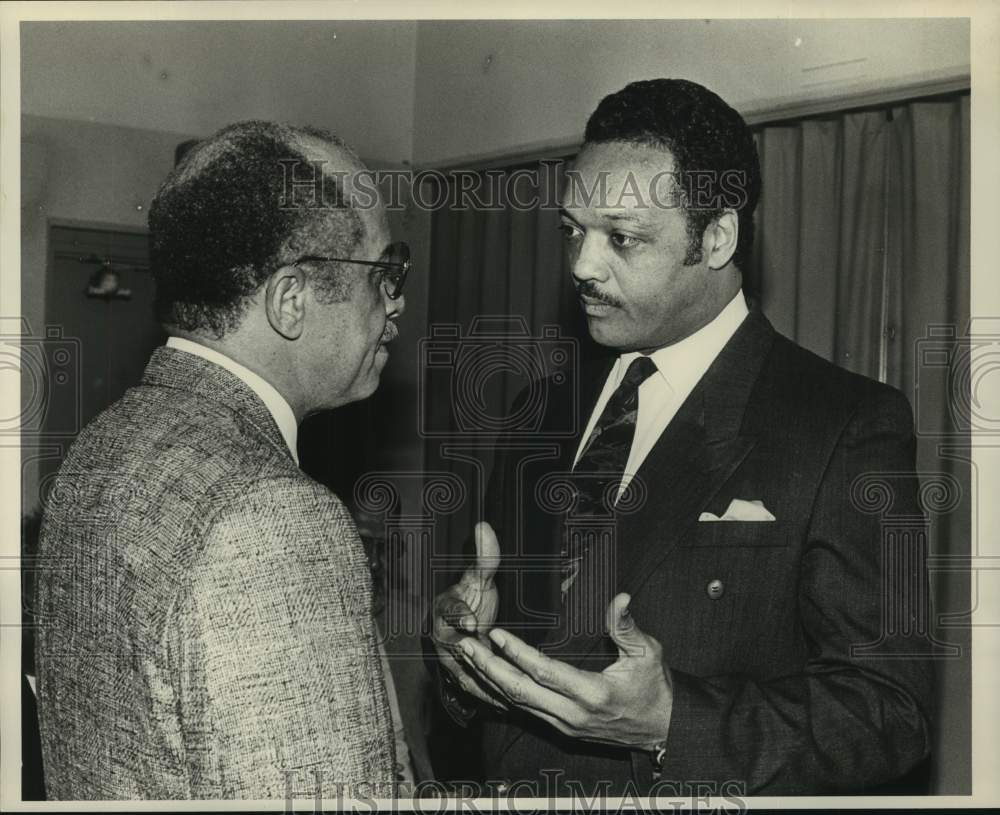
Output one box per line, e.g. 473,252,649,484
558,208,645,224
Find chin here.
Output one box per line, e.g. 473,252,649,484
366,362,388,393
358,376,381,401
587,320,634,351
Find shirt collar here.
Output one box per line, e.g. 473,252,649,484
615,289,750,395
165,336,299,464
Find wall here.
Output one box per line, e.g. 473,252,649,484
21,20,418,166
413,18,970,165
20,114,197,513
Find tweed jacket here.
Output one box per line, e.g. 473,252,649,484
35,347,395,799
477,310,933,795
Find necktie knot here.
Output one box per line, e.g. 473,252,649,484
621,355,657,391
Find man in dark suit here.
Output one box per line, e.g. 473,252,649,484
36,121,410,798
431,79,933,796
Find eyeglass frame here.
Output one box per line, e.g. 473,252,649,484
292,241,410,300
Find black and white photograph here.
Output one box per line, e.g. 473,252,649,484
1,1,997,810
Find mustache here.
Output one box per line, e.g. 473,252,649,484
576,281,623,308
380,323,399,344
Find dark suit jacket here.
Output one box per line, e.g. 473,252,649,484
36,347,395,799
478,310,933,796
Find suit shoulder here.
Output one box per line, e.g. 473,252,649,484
108,381,296,481
765,332,913,420
186,476,369,612
203,474,352,529
196,476,360,562
45,383,317,605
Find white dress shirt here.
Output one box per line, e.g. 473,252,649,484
166,336,299,465
574,290,750,496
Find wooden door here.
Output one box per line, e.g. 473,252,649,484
40,224,164,479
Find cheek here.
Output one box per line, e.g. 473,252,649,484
367,310,386,347
619,277,663,318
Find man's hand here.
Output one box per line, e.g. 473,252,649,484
431,521,506,708
457,593,673,749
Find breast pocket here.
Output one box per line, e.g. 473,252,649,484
681,520,794,548
658,520,800,676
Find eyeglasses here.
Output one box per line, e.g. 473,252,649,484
293,241,410,300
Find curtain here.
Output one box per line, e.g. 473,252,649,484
887,95,971,794
750,93,970,794
424,162,590,566
751,111,890,376
425,92,970,792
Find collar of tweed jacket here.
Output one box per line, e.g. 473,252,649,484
142,346,292,462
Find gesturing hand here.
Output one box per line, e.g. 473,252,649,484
457,593,673,749
431,521,506,708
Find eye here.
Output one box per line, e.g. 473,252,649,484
610,232,641,250
558,222,583,242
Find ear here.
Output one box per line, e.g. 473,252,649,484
264,265,308,340
704,209,739,270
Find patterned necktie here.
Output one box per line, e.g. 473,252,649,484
561,355,657,596
573,355,658,514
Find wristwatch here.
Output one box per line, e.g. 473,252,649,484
649,740,668,780
439,664,478,725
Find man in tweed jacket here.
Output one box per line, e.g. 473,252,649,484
35,121,406,799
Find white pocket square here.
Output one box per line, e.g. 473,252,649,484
699,499,776,522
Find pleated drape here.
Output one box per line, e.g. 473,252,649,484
751,111,889,376
887,95,971,795
425,163,585,571
750,95,970,793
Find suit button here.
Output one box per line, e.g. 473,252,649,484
706,578,724,599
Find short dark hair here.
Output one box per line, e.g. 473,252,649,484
149,120,364,337
584,78,761,270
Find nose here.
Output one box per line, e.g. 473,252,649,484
569,235,609,285
386,291,405,319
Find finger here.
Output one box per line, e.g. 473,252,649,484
487,628,603,706
464,655,513,709
458,636,580,722
441,651,508,710
452,636,513,704
606,593,651,659
436,593,478,635
472,521,501,585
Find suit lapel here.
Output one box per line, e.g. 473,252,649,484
494,313,776,756
559,310,776,669
615,401,755,595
